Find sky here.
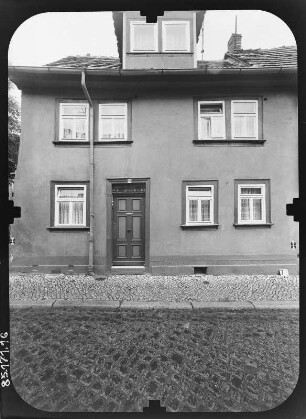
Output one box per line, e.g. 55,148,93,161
8,10,296,68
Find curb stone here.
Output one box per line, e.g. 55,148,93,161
120,301,192,309
9,299,299,310
53,300,120,308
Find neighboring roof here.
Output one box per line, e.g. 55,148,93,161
224,46,297,68
46,45,297,71
45,55,121,69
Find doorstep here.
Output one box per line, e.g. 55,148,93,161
110,266,146,275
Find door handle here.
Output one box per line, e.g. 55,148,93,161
127,228,132,232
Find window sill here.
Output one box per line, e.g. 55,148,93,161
53,141,133,146
193,139,265,146
233,223,273,228
94,140,133,145
180,224,219,230
127,52,192,55
47,227,90,231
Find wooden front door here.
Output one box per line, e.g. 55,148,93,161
112,192,145,266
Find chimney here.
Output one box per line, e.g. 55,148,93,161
227,33,242,53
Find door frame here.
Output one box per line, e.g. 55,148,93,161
106,178,150,273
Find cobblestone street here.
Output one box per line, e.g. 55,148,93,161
9,274,299,302
10,307,299,412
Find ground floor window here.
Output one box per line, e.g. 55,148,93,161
235,179,271,225
182,180,218,227
50,181,89,229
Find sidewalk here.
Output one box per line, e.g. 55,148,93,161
9,273,299,309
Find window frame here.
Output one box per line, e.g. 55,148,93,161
181,180,219,229
98,103,128,141
130,21,158,52
194,97,263,144
162,20,190,52
198,100,226,140
59,102,89,142
237,184,266,224
186,184,214,225
49,181,90,230
54,184,87,227
231,100,259,139
234,179,272,227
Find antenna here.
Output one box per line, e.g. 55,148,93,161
235,14,238,34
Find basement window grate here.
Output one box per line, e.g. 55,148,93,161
194,267,208,275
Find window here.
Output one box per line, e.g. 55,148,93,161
195,99,261,143
231,100,258,138
162,21,190,52
59,103,89,141
99,103,127,140
238,185,265,224
54,185,86,227
182,181,218,228
130,21,158,52
198,101,225,139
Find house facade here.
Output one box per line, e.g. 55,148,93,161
9,11,298,275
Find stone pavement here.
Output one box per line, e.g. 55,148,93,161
10,307,299,412
9,273,299,302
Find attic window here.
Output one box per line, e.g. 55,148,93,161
162,21,190,52
130,21,158,52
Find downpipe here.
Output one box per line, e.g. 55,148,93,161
81,70,94,274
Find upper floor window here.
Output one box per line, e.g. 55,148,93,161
186,185,214,225
162,21,190,52
198,101,225,139
99,103,128,141
59,103,89,141
55,185,87,227
231,100,258,138
196,98,261,142
130,21,158,52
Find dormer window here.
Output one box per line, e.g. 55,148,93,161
130,21,158,52
162,21,190,52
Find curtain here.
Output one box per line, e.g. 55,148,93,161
189,200,198,222
72,202,83,224
253,199,262,220
134,25,155,50
241,198,250,221
59,202,69,224
166,24,186,50
201,200,210,222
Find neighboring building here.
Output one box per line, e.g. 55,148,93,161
9,11,298,275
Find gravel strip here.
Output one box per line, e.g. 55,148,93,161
9,274,299,302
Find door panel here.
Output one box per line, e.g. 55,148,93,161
113,194,145,265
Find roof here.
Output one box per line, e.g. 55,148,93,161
46,55,121,69
45,46,297,71
224,46,297,68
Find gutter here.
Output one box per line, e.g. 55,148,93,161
81,70,94,274
8,65,297,78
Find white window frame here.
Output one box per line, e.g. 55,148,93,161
238,184,266,224
54,184,86,227
130,21,158,52
162,20,190,52
231,100,258,139
186,185,214,225
59,103,89,141
198,101,226,140
98,103,128,141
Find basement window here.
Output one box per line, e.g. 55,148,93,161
194,267,208,275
